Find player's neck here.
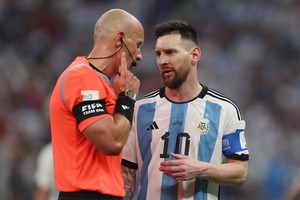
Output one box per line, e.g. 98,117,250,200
166,82,202,102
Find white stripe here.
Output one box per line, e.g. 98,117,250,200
207,90,242,120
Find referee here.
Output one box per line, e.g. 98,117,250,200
49,9,144,200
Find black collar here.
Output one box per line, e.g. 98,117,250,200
89,62,110,80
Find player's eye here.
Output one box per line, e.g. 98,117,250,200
165,50,174,55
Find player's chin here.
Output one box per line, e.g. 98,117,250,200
163,78,173,87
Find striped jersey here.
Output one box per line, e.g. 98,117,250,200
122,85,249,200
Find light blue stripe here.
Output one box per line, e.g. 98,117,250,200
161,103,188,200
194,101,221,200
137,102,156,200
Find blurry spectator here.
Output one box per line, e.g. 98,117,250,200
34,143,58,200
6,133,34,200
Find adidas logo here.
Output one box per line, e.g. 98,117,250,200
121,105,130,110
147,121,159,131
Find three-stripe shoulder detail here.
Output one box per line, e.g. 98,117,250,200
142,89,160,99
207,89,243,120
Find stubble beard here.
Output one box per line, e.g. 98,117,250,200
163,67,190,89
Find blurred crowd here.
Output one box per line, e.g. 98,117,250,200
0,0,299,199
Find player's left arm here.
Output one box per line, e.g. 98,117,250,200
159,153,248,185
201,157,248,185
160,102,249,185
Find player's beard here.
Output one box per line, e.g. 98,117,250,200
162,66,190,89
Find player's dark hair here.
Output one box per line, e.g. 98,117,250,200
154,19,199,45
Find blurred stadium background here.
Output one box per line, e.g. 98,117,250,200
0,0,300,199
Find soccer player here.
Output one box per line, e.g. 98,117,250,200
121,19,249,200
49,9,144,200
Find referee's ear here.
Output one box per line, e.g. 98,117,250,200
115,32,124,48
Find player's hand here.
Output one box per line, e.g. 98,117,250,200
159,153,209,181
114,52,140,95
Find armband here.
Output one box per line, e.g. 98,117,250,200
115,91,135,124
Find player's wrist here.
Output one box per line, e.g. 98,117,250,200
115,91,135,124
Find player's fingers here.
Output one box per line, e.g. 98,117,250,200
170,153,187,159
159,165,180,173
160,160,178,166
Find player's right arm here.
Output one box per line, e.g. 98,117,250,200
121,165,136,200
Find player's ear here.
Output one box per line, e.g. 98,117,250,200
191,46,201,64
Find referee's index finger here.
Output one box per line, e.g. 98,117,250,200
119,52,128,75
